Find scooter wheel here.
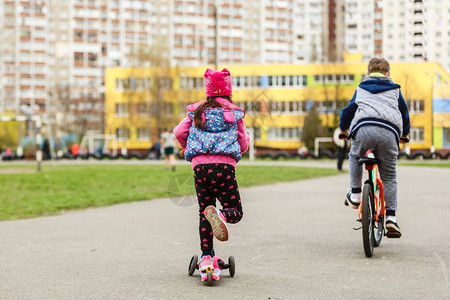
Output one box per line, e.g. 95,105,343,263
206,271,213,286
228,256,235,277
188,255,198,276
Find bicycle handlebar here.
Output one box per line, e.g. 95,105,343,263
339,132,409,143
338,133,348,140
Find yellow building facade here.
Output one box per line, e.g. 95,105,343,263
105,62,450,154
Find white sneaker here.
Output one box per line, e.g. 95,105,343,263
344,192,361,209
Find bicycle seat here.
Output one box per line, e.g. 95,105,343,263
359,150,379,165
358,157,379,166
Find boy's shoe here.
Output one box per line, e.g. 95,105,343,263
386,220,402,238
204,205,229,242
345,192,361,209
199,255,214,274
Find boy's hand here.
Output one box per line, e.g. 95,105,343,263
338,130,349,140
400,136,409,144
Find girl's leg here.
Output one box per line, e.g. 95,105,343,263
213,165,243,224
194,165,215,255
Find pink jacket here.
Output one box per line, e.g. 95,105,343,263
173,98,250,169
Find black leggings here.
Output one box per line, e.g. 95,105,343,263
194,164,243,253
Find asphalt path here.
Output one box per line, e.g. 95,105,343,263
0,164,449,299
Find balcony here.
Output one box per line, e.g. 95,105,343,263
413,15,423,23
414,2,423,10
413,36,424,44
413,23,424,31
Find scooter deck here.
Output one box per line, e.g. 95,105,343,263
200,257,222,282
200,267,221,282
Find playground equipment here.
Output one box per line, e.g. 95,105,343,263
0,114,45,170
79,134,118,157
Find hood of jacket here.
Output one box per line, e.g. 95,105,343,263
186,97,244,113
358,76,401,94
186,97,245,133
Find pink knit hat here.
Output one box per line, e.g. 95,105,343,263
204,68,233,97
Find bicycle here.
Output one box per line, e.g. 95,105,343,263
357,148,385,257
340,133,408,257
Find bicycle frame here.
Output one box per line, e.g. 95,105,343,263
358,155,385,222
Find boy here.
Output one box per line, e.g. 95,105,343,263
339,58,410,238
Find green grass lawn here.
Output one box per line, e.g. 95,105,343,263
398,161,450,168
0,164,339,221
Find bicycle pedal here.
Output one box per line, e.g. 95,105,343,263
386,231,402,238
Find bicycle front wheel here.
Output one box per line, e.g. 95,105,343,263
361,182,374,257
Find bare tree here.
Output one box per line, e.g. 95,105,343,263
302,102,328,150
321,78,349,130
48,84,73,137
129,44,174,140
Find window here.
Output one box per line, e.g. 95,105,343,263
116,78,131,90
407,100,424,114
74,31,83,40
187,77,204,90
271,101,306,115
20,30,31,37
162,102,173,116
318,101,336,112
88,53,97,66
74,52,84,65
239,101,260,114
88,32,97,42
135,78,149,90
137,103,150,116
137,128,150,141
115,103,129,116
410,127,425,144
266,127,302,141
314,75,323,84
444,128,450,147
116,128,129,141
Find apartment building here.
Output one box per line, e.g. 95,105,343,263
171,0,296,66
382,0,449,72
294,0,329,63
171,0,249,66
0,0,49,116
342,0,376,62
339,0,449,72
0,0,157,138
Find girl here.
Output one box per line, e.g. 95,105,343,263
174,68,249,273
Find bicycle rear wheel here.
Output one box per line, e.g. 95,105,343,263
373,182,383,247
361,182,374,257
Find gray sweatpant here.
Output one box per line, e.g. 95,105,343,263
349,126,399,212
